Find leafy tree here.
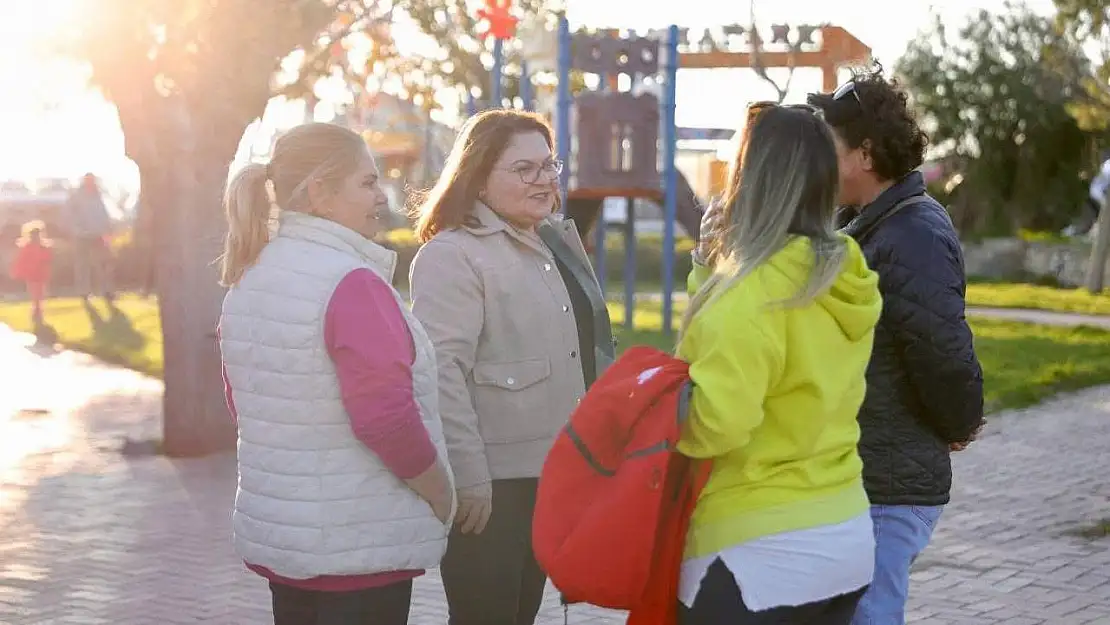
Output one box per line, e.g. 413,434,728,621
896,3,1103,235
1054,0,1110,131
287,0,552,112
47,0,587,457
56,0,396,455
1053,0,1110,291
389,0,566,110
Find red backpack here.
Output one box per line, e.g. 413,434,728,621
533,346,712,624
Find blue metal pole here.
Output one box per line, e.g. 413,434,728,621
467,90,477,117
661,25,680,337
556,15,572,215
492,37,505,109
521,60,533,111
592,65,608,288
594,201,607,293
624,197,636,329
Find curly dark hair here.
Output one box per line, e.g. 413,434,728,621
807,64,929,182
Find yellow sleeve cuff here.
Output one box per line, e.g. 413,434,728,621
687,260,712,296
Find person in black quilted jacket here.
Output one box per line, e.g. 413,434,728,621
808,67,986,625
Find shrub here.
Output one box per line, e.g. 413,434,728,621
598,232,694,287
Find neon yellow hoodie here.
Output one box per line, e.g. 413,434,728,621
677,234,882,559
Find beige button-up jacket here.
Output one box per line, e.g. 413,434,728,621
409,202,598,488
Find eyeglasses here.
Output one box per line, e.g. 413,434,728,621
506,159,564,185
833,80,861,104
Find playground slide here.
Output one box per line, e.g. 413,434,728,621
564,170,706,245
665,170,705,241
565,197,605,244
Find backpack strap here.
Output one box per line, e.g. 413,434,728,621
846,195,928,242
676,380,694,425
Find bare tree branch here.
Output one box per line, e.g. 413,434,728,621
748,1,790,103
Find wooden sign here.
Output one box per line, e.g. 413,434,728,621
645,24,871,91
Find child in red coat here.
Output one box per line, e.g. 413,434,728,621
10,221,53,329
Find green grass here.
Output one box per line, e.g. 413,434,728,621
0,295,164,377
1070,519,1110,540
971,318,1110,410
4,294,1110,412
966,282,1110,316
627,277,1110,317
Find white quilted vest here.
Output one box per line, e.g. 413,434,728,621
220,211,454,579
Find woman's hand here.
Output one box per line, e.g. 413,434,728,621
455,482,493,534
949,419,986,452
403,456,454,524
431,488,453,524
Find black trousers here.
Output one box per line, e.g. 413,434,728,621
680,559,865,625
441,478,547,625
269,579,412,625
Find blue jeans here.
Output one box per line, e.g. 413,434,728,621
851,504,943,625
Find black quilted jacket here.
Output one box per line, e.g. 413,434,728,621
841,172,985,506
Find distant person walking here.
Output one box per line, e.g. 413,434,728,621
1064,152,1110,238
63,173,114,301
9,220,54,331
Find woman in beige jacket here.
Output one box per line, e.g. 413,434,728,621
409,109,613,625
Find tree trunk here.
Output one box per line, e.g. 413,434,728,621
132,157,167,294
1084,190,1110,293
159,165,235,456
85,0,340,457
158,98,241,457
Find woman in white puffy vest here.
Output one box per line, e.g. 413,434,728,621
217,122,455,625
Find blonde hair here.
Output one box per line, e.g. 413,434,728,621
219,122,368,286
704,101,775,266
17,220,51,247
682,105,845,338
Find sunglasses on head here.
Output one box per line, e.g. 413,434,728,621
746,101,823,116
833,80,862,103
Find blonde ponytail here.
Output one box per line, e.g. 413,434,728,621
219,163,271,286
217,123,369,286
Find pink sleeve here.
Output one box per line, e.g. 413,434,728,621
325,268,437,480
217,325,238,425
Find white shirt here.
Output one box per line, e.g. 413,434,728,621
678,512,875,611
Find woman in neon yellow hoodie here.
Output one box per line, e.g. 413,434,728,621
676,104,883,625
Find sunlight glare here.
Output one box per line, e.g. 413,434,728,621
0,0,80,48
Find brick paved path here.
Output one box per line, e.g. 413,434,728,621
2,324,1110,624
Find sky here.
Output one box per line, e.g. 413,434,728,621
0,0,1058,193
565,0,1057,128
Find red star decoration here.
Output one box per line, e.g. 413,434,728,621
476,0,518,40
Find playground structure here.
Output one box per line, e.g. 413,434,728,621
555,21,686,337
475,10,872,336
